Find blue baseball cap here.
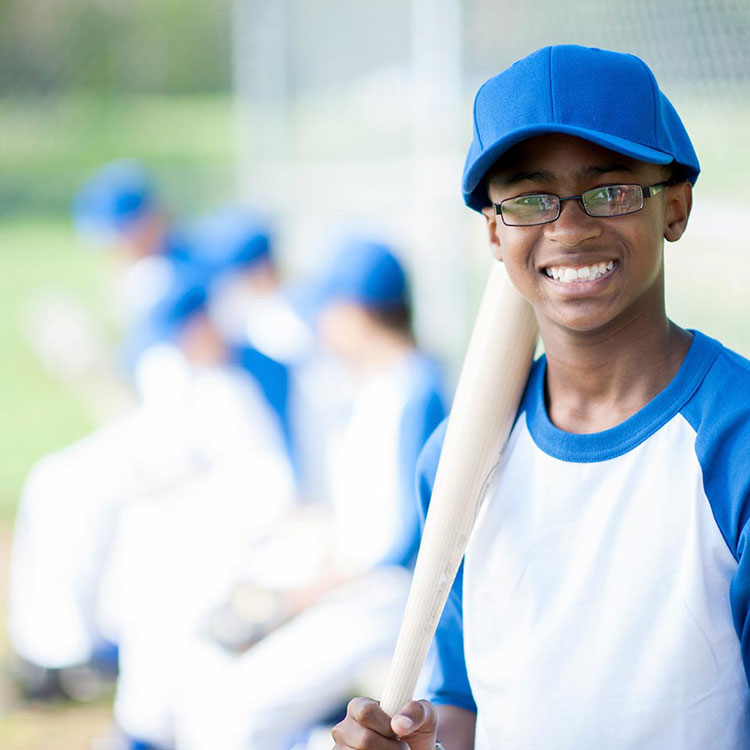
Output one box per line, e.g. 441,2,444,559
310,238,409,313
462,45,700,212
190,205,272,276
73,160,155,238
121,260,207,371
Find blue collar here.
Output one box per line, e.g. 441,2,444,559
522,330,721,462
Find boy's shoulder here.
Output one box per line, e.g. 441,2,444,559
682,330,750,425
674,332,750,556
705,336,750,382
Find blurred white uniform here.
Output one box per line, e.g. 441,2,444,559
210,281,339,505
8,351,294,690
172,350,446,750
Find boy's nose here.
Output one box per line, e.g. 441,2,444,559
544,198,601,247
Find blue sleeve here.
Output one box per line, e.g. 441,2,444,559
681,345,750,686
233,345,296,474
416,419,477,712
380,385,446,569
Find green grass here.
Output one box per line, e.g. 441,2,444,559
0,220,112,518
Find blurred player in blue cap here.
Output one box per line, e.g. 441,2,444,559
72,159,188,264
8,256,296,738
103,265,298,750
71,160,203,393
189,205,275,342
72,167,300,453
7,162,202,704
190,203,316,362
170,237,447,750
189,205,305,475
333,44,750,750
191,204,345,499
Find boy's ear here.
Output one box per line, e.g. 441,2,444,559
481,205,503,261
664,181,693,243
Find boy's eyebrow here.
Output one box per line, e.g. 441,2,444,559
499,163,637,187
579,163,637,178
501,170,554,186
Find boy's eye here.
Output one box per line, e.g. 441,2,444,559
501,194,559,224
518,195,545,206
583,185,643,216
515,194,556,209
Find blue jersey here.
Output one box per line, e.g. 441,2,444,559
418,330,750,749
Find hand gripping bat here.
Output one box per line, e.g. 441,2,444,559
379,261,538,716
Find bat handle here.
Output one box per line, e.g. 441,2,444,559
379,638,426,717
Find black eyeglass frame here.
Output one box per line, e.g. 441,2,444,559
493,180,677,227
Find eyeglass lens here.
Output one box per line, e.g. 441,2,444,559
582,185,644,216
501,193,559,225
501,184,646,226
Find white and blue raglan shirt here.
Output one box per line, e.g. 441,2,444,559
418,330,750,749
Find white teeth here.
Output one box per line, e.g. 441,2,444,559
544,261,616,283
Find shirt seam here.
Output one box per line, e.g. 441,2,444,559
676,411,739,563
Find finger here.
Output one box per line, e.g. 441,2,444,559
347,696,397,737
331,715,407,750
391,699,438,739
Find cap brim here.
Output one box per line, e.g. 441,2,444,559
463,124,674,212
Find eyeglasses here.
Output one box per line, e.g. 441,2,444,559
494,181,674,227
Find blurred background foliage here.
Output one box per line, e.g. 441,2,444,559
0,0,230,95
0,0,233,221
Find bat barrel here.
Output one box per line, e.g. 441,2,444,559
379,263,537,717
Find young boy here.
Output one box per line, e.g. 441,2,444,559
332,45,750,749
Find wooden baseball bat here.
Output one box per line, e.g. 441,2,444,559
379,261,538,717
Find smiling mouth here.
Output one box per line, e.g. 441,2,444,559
543,260,616,283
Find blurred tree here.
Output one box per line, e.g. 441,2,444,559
0,0,231,95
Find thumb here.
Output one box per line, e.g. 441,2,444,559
390,700,438,750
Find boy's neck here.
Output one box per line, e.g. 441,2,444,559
540,313,693,434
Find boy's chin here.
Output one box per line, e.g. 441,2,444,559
538,303,621,336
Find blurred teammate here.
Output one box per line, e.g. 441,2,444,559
7,260,295,718
171,238,447,750
72,160,198,395
18,159,180,421
191,204,313,365
189,205,306,479
102,268,296,749
191,204,340,500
